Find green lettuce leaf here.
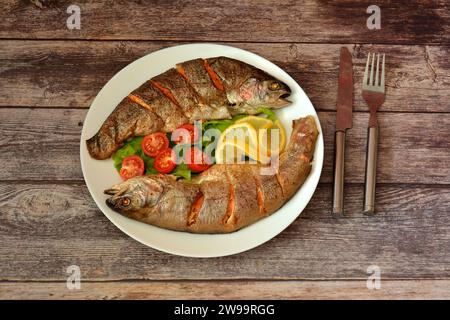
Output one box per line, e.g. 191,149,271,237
231,114,247,122
112,136,149,172
256,107,277,122
172,163,192,180
112,143,137,171
202,119,233,133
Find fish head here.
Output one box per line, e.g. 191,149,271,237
104,176,163,214
227,77,291,114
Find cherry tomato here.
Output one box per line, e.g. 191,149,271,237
119,155,145,180
172,124,200,145
141,132,169,157
154,148,176,174
184,147,212,172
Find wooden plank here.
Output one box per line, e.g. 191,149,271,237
1,1,449,44
1,40,449,112
0,108,84,181
0,183,449,280
1,280,449,299
0,108,448,184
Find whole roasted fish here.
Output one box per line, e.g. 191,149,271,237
86,56,291,159
105,116,318,233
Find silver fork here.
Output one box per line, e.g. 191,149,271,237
362,53,385,214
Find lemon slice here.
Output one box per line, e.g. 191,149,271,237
215,120,284,164
215,142,257,164
235,116,273,130
216,123,259,164
219,123,258,148
259,119,287,157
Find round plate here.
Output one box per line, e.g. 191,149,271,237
80,44,324,258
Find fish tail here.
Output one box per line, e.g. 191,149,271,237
276,116,319,199
86,131,113,160
85,97,164,159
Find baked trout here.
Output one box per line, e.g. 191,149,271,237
105,116,318,233
86,57,292,160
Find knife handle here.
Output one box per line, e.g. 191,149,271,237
364,126,378,215
332,131,346,215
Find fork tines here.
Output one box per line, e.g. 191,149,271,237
363,53,385,93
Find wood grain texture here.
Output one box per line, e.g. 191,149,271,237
1,280,449,300
1,0,449,44
0,0,449,300
1,183,449,281
1,41,449,112
0,108,448,184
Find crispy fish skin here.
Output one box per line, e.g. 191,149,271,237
132,81,188,132
176,59,231,118
152,68,229,121
86,98,164,160
206,56,269,91
105,116,319,233
86,56,291,160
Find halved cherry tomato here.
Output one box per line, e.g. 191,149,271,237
141,132,169,157
119,155,145,180
154,148,176,174
172,124,200,145
184,147,212,172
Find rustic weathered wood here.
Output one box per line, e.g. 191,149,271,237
1,41,449,112
1,0,449,299
1,183,449,281
1,280,449,300
1,1,449,44
0,108,448,184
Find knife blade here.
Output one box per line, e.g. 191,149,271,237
332,47,353,215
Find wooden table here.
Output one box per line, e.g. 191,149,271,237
0,0,449,299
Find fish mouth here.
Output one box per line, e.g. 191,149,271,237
106,197,116,209
106,197,121,212
105,185,129,212
271,92,292,109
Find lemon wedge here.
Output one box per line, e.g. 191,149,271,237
215,142,259,164
219,123,258,147
214,118,286,164
216,123,259,164
259,119,287,157
235,116,273,130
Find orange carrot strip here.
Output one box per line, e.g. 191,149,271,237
222,184,236,225
149,80,180,107
254,177,266,214
275,172,285,197
203,59,225,92
176,65,206,105
176,64,189,81
128,94,155,112
187,192,204,226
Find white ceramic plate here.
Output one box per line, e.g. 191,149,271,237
80,44,324,258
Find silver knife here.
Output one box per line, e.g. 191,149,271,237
332,47,353,215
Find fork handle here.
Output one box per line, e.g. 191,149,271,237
364,126,378,214
332,131,346,215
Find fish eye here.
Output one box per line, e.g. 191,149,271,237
121,197,131,207
269,82,281,90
